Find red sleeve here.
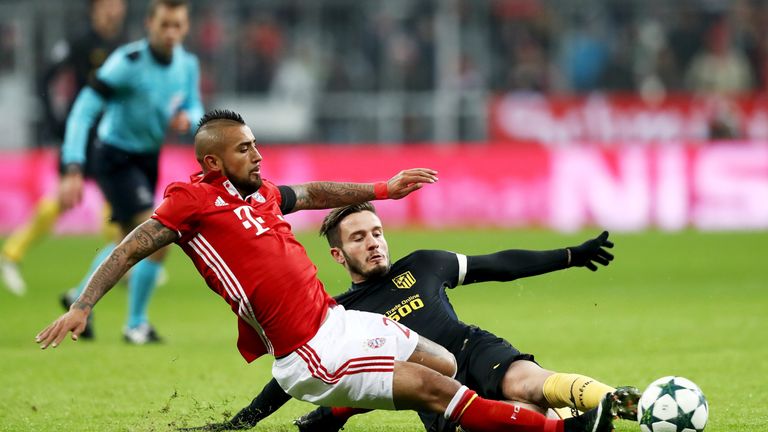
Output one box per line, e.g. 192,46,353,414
151,182,203,236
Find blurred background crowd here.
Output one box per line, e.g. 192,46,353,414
1,0,767,145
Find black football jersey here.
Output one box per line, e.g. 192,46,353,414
334,250,471,354
65,28,123,92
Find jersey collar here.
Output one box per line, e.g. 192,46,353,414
192,170,264,202
349,271,390,292
192,170,244,199
147,41,173,65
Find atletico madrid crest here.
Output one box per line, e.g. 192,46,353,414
392,271,416,289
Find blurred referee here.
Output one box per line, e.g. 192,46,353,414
58,0,204,344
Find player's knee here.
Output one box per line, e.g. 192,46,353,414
433,347,457,378
393,362,461,413
414,369,461,412
410,337,457,378
502,361,551,405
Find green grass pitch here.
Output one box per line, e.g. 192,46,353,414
1,229,766,431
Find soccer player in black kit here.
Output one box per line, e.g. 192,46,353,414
1,0,126,296
188,202,640,432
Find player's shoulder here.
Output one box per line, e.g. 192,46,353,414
403,249,458,264
162,179,206,199
259,179,281,195
176,45,200,66
114,40,146,62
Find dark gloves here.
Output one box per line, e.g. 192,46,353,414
567,231,614,271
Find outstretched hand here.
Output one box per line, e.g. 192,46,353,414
386,168,438,199
35,309,90,349
567,231,614,271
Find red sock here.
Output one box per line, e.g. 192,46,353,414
447,386,563,432
330,407,370,421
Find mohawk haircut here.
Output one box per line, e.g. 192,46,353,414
319,202,377,248
196,109,245,134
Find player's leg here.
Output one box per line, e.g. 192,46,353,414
122,207,168,344
537,369,639,421
61,241,116,339
61,193,118,337
124,153,166,343
392,361,614,432
1,197,61,295
499,360,640,419
464,328,639,420
94,148,166,343
294,334,458,432
275,307,614,432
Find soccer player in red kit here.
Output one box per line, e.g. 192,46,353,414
37,109,616,432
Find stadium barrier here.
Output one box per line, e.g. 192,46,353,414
1,143,766,234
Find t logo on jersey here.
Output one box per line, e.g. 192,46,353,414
392,271,416,289
234,206,270,236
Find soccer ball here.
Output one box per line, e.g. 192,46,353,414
638,376,708,432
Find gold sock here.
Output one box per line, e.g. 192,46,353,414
2,198,60,262
542,373,615,412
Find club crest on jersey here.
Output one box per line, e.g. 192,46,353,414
251,192,266,203
366,337,387,349
392,271,416,289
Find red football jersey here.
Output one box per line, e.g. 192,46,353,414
152,171,335,361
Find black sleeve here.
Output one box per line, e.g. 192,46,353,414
88,76,116,100
39,45,73,139
277,185,297,214
410,250,463,288
464,249,568,285
227,378,291,428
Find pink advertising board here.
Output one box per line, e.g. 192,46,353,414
1,143,766,233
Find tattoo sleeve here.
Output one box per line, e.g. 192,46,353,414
290,182,375,211
72,219,178,311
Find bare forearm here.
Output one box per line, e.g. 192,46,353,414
72,219,177,311
72,247,132,311
292,182,376,211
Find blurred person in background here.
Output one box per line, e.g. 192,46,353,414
57,0,203,344
685,18,753,94
0,0,126,296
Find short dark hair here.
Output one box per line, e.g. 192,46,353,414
147,0,188,17
196,109,245,134
90,0,124,10
319,202,377,248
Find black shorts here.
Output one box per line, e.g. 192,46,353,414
92,142,159,224
418,326,536,432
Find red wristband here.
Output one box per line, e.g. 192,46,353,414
374,182,389,200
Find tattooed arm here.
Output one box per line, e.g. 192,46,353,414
288,168,438,212
35,219,178,349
